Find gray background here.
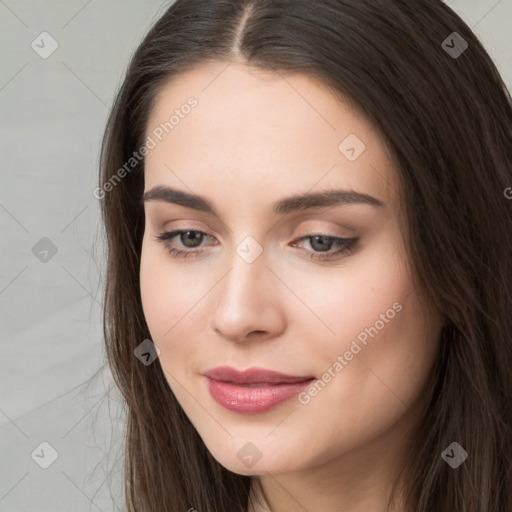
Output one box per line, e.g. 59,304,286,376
1,1,511,510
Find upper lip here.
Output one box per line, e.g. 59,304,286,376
203,366,315,385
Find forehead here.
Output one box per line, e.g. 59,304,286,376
144,61,399,214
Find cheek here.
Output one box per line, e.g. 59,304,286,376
283,237,411,358
139,242,217,381
293,237,439,408
140,241,205,339
139,253,171,339
293,287,440,465
304,277,440,431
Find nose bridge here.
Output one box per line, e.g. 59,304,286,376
218,236,269,308
209,234,284,340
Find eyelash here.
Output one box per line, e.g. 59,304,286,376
154,229,358,262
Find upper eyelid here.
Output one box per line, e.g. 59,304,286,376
161,229,354,246
157,230,359,264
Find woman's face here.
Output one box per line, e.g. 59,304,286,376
140,61,443,476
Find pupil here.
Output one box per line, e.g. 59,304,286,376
181,231,203,248
311,235,333,252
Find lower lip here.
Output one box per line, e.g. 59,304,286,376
206,377,314,414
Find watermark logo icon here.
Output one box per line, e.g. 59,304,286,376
31,32,59,59
32,237,58,263
339,134,366,161
441,442,468,469
442,32,468,59
237,442,263,468
31,441,59,469
134,339,161,366
236,236,263,264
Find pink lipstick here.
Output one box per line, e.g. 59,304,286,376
203,366,315,414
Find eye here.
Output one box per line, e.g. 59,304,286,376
291,235,358,261
154,230,358,261
154,229,215,258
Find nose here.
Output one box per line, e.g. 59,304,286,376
209,246,286,343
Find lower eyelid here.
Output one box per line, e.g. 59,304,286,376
157,230,356,254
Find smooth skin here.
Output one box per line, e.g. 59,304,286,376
139,60,443,512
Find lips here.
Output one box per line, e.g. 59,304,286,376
203,366,314,384
202,366,315,413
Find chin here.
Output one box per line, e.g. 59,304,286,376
205,444,299,476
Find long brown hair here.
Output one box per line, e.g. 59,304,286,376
98,1,512,510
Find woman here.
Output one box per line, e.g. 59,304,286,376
98,1,512,510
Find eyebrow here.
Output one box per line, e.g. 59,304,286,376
142,185,386,216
